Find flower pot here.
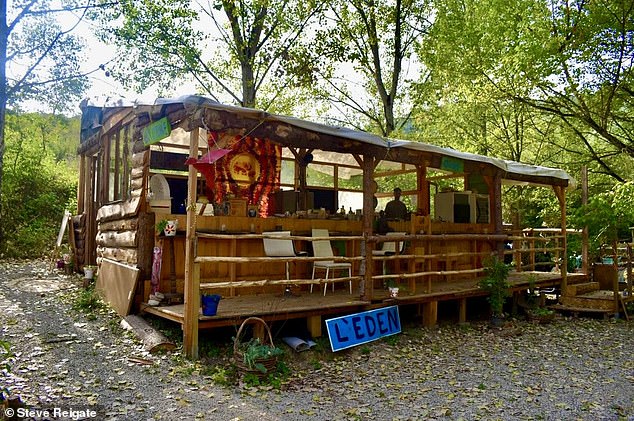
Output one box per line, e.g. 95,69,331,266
490,315,505,328
84,268,94,280
389,287,399,298
201,294,221,316
163,220,177,236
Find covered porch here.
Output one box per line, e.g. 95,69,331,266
77,96,579,358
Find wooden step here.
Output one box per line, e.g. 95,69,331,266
567,274,591,285
560,291,619,311
550,304,615,314
567,282,600,296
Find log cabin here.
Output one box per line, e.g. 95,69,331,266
77,95,591,358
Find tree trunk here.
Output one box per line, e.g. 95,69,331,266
0,1,8,249
120,315,175,353
241,62,256,108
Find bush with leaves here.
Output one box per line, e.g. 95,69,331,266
572,181,634,261
1,112,78,257
478,256,511,317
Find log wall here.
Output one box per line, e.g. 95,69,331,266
96,151,149,269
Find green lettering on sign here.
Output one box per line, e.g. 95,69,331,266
440,156,464,173
143,117,171,146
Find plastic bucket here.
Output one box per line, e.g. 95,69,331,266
201,294,221,316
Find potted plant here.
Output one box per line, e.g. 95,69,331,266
233,317,284,377
239,337,284,374
519,275,556,324
156,218,177,236
83,265,96,280
526,306,555,324
478,256,511,326
384,279,399,297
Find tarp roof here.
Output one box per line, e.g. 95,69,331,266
123,95,575,188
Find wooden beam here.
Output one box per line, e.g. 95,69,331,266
422,301,438,327
183,127,200,359
307,316,322,337
493,171,504,258
553,185,568,295
458,298,467,323
361,154,375,301
581,166,589,275
78,155,86,213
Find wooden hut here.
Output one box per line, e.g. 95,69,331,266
77,96,584,357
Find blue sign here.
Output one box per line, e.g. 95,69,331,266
326,306,401,352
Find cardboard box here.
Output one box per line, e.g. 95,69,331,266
228,199,247,217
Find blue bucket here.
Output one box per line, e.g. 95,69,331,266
201,294,221,316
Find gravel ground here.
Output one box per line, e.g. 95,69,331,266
1,259,633,421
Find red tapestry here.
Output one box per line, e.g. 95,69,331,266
199,134,281,216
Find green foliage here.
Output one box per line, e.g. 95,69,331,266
529,307,554,317
383,334,399,346
5,2,89,112
208,366,232,386
416,0,634,183
0,340,11,401
310,0,431,136
94,0,322,110
572,181,634,260
72,285,106,314
479,256,511,317
239,338,284,373
155,219,169,234
1,113,78,257
242,372,262,387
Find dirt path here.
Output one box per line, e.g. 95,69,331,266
1,259,633,420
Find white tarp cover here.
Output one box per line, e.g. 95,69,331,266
135,95,574,187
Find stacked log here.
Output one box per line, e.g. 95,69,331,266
72,214,86,267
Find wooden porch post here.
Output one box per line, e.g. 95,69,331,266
361,154,376,301
553,185,568,295
416,165,430,215
581,166,589,274
183,127,200,359
493,172,504,258
78,155,86,214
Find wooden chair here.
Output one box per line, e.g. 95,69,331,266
311,228,352,295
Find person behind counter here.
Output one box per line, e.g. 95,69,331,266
384,187,408,220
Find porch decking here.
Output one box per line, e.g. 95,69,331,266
141,271,589,331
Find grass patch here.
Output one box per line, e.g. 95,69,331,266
71,285,106,314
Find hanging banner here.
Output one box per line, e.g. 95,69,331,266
143,117,171,146
440,156,464,173
326,306,401,352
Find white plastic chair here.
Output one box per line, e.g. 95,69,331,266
372,232,407,274
262,231,306,281
311,229,352,295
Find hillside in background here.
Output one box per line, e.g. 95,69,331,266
1,112,80,257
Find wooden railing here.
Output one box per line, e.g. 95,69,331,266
193,233,364,294
504,228,583,272
184,226,585,301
